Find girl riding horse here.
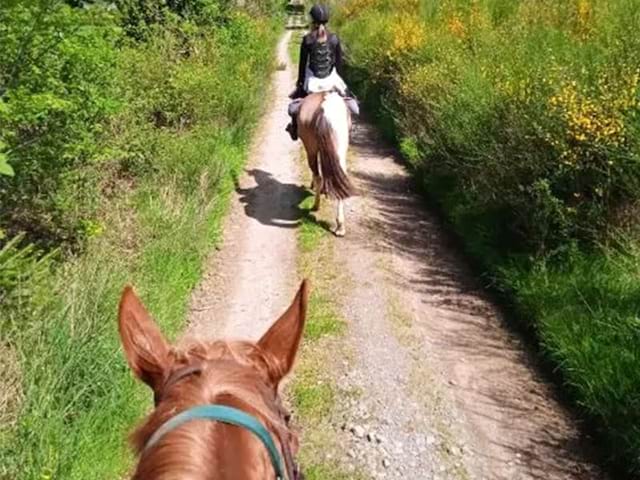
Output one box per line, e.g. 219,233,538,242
286,4,358,141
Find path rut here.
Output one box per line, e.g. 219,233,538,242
187,32,607,480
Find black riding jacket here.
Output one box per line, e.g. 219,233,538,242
296,30,344,90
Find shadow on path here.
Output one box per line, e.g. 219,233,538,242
236,168,312,228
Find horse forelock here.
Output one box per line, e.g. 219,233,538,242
130,339,294,479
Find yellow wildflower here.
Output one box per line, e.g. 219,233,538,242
447,15,466,40
549,79,627,148
386,13,427,59
342,0,380,19
575,0,593,39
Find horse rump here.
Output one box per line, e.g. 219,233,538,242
314,112,354,200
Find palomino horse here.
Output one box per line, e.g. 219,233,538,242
118,281,309,479
298,91,354,237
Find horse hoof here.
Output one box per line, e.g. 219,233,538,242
334,226,346,237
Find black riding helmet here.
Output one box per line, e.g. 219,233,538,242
309,4,329,24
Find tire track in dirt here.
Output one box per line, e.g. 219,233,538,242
328,120,607,480
187,31,304,342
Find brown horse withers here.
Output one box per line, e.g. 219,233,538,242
118,281,309,479
298,91,354,237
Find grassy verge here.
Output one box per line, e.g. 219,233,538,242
332,0,640,475
288,152,365,480
289,30,304,66
498,243,640,468
0,13,280,480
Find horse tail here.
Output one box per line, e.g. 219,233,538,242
314,108,354,200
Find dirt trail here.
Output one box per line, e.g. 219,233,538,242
188,31,304,342
187,32,607,479
328,122,607,480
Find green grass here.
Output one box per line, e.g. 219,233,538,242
500,245,640,468
305,293,346,340
289,163,363,480
0,14,279,479
304,464,368,480
298,205,325,253
288,30,304,68
291,363,336,418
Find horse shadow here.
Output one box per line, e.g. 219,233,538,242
236,169,331,232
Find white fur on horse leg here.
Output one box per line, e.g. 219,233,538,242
335,200,346,237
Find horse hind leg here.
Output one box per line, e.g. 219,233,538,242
335,135,349,237
335,199,346,237
305,146,321,212
312,173,322,212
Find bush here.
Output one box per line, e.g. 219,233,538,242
0,2,119,248
337,0,640,253
0,0,283,250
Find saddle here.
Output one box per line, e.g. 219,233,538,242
288,87,360,117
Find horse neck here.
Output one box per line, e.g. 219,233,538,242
131,367,284,480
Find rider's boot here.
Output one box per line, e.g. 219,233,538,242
286,116,298,141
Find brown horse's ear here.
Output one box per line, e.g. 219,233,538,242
258,280,309,384
118,286,170,393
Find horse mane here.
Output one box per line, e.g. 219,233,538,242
129,340,295,479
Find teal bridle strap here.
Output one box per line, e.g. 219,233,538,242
144,404,286,479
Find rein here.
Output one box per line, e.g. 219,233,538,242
145,365,303,480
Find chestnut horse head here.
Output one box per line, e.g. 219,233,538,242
118,280,309,480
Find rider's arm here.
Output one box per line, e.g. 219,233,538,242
297,39,309,89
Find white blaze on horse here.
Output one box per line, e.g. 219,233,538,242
295,90,355,237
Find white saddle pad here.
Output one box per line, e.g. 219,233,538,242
305,68,348,95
